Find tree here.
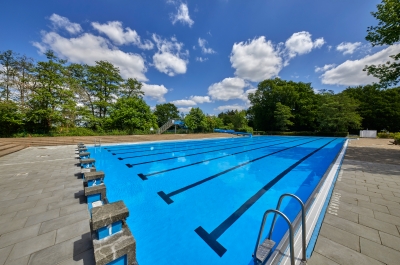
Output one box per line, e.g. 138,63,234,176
364,0,400,87
120,78,144,98
317,93,362,132
14,55,35,107
184,107,206,131
0,100,24,136
109,97,157,133
274,102,294,131
27,50,75,133
0,50,18,101
203,115,224,132
153,103,180,127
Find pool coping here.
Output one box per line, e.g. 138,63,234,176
266,139,349,265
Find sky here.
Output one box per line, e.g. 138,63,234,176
1,0,397,115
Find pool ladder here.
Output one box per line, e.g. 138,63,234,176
94,139,101,147
253,193,307,265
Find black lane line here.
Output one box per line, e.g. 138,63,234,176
138,138,304,180
125,137,290,168
118,137,276,159
105,137,245,152
157,138,323,204
194,138,337,257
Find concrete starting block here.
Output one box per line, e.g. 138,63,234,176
80,158,95,169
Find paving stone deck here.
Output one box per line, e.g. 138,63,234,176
308,140,400,265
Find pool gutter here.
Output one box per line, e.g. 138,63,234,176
266,139,349,265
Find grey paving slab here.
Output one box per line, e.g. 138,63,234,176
374,211,400,226
39,210,89,235
4,255,30,265
14,204,49,219
0,223,40,248
359,214,399,236
55,219,90,244
357,200,390,213
307,252,339,265
0,245,13,265
25,208,60,227
59,202,87,217
319,223,360,251
7,231,56,261
0,217,28,235
379,231,400,252
0,212,17,225
360,237,400,265
313,236,384,265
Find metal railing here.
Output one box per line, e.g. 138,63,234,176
157,120,174,134
253,193,307,265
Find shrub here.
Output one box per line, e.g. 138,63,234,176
261,131,348,137
394,133,400,145
237,126,254,133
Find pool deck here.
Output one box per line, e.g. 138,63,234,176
308,138,400,265
0,137,399,264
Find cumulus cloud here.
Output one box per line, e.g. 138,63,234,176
33,31,148,81
336,42,362,55
321,44,400,85
215,104,246,111
49,14,82,34
92,21,153,49
152,34,189,76
315,64,336,73
170,99,197,106
230,37,282,82
178,107,192,113
284,31,325,59
142,83,168,102
208,77,248,101
198,38,215,54
190,95,211,103
171,3,194,27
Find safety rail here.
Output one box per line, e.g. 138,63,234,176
157,120,174,134
94,139,101,147
253,193,307,265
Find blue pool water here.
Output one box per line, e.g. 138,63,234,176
88,136,345,265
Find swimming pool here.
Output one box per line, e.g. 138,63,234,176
88,136,346,265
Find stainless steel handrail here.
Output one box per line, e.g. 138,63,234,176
268,193,307,263
253,209,295,265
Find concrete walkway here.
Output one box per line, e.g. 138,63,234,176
308,140,400,265
0,145,94,265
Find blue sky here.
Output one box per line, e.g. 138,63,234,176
1,0,398,114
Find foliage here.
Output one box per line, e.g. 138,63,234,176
377,132,395,138
237,126,253,133
394,132,400,144
153,103,180,127
364,0,400,87
0,100,24,136
203,115,224,132
108,97,158,133
262,131,349,137
274,102,294,131
317,93,362,132
184,107,206,131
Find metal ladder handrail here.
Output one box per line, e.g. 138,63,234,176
157,119,175,134
253,209,295,265
268,193,307,263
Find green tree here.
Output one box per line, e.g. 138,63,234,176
203,115,224,132
274,102,294,131
120,78,144,98
27,50,75,133
109,97,157,133
364,0,400,87
184,107,206,131
231,110,248,130
0,100,24,136
153,103,180,127
317,93,362,132
14,55,35,107
0,50,18,101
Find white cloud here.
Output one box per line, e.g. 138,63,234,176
190,95,211,103
49,14,82,35
92,21,153,49
336,42,362,55
321,44,400,85
171,3,194,27
230,37,282,82
215,104,246,112
315,64,336,73
170,99,197,106
33,31,148,81
178,107,192,113
152,34,189,76
198,38,215,54
196,57,208,62
285,31,325,59
208,77,248,101
142,83,168,102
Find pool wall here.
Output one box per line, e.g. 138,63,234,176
266,139,349,265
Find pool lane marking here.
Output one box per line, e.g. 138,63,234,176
157,138,323,204
119,137,279,159
194,138,337,257
125,137,290,168
110,137,248,154
138,138,304,180
105,137,246,152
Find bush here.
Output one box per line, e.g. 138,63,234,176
237,126,254,133
394,133,400,145
377,132,395,138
